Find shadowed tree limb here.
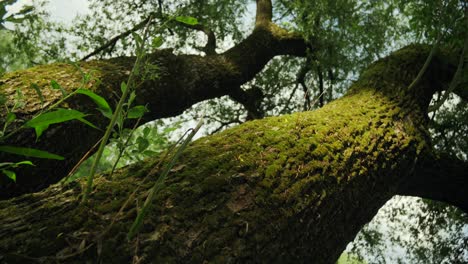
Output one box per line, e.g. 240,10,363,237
398,153,468,214
229,86,264,120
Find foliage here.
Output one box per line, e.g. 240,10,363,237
65,120,179,183
347,196,468,263
430,95,468,160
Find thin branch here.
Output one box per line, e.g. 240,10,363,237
429,30,468,111
317,65,324,107
81,14,156,61
210,118,242,134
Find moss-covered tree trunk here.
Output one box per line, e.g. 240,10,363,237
0,45,466,263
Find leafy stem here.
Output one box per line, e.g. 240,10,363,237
82,15,154,203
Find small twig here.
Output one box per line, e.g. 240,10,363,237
407,31,443,92
127,119,203,239
428,27,467,112
109,116,144,178
81,14,156,61
62,137,103,184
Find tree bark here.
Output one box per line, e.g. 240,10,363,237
0,45,464,263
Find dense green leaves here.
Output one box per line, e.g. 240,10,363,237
175,16,198,25
127,105,148,119
0,160,34,182
25,108,97,139
76,88,113,118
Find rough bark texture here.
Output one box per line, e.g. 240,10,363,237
0,45,464,263
0,16,309,198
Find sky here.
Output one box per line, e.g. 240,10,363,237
7,0,89,24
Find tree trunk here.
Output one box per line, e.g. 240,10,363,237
1,45,465,263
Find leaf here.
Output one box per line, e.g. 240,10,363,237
142,150,158,156
50,80,67,96
30,83,44,107
14,88,25,109
75,89,113,118
0,162,14,168
120,82,127,94
6,112,16,124
16,5,34,16
4,16,26,23
127,105,148,119
0,145,64,160
0,93,7,106
152,36,164,48
0,160,35,169
116,111,124,131
127,91,137,108
142,126,151,137
1,169,16,182
136,136,149,152
15,160,34,166
26,109,97,139
175,16,198,26
132,32,143,45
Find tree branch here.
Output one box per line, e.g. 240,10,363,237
229,86,264,120
397,153,468,214
256,0,273,27
81,14,156,61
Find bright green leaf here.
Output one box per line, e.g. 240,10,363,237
152,36,164,48
6,112,16,124
132,32,143,45
77,117,99,130
0,145,64,160
175,16,198,26
76,89,113,118
127,105,148,119
2,169,16,182
15,160,34,166
50,80,67,96
26,109,97,139
30,83,44,107
120,82,127,94
127,91,136,107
